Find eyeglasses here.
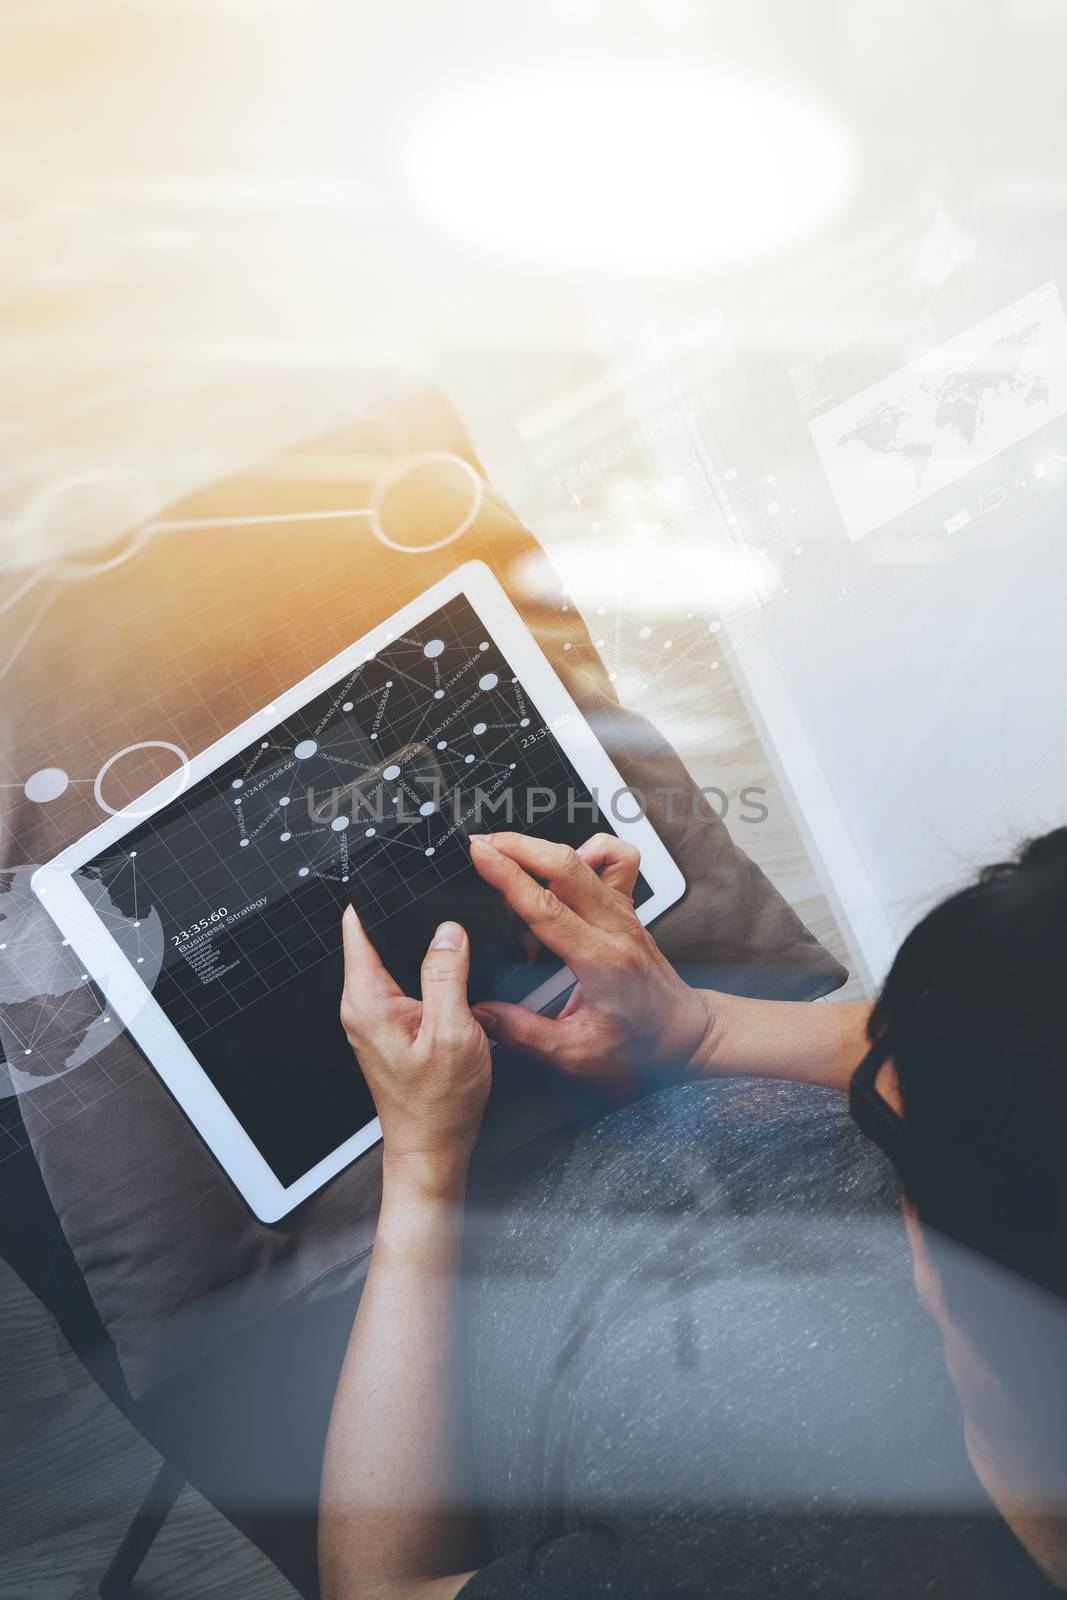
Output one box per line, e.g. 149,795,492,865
848,1034,911,1174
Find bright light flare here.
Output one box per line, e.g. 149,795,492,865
512,537,782,615
398,58,857,277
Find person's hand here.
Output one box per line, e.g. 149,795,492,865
339,908,492,1170
467,832,713,1096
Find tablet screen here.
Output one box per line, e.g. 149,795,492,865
73,594,649,1187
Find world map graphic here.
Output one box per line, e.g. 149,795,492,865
808,283,1067,542
837,320,1050,490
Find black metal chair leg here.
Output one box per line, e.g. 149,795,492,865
99,1458,185,1600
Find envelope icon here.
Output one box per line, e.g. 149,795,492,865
944,508,971,534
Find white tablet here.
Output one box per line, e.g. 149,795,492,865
32,562,685,1221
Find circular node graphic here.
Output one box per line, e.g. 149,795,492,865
365,827,376,837
639,626,652,639
464,754,475,764
19,467,157,580
479,641,490,651
331,815,350,831
24,767,70,804
419,801,436,817
425,847,436,856
280,831,292,842
239,838,249,847
370,451,483,555
424,639,445,658
434,689,444,700
294,739,318,760
519,717,530,728
279,796,290,806
231,778,244,789
93,741,189,818
382,764,401,781
472,722,487,736
436,740,447,750
478,673,499,692
298,867,310,877
342,702,354,712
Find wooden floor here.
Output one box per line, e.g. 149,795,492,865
0,1257,295,1600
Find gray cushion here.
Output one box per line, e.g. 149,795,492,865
0,379,844,1398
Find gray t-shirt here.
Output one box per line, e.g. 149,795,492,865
460,1078,1054,1598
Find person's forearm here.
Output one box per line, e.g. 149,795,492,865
692,992,872,1094
319,1150,480,1600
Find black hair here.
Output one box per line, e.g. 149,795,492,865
868,828,1067,1418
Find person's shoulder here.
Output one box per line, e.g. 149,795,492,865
535,1075,893,1222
